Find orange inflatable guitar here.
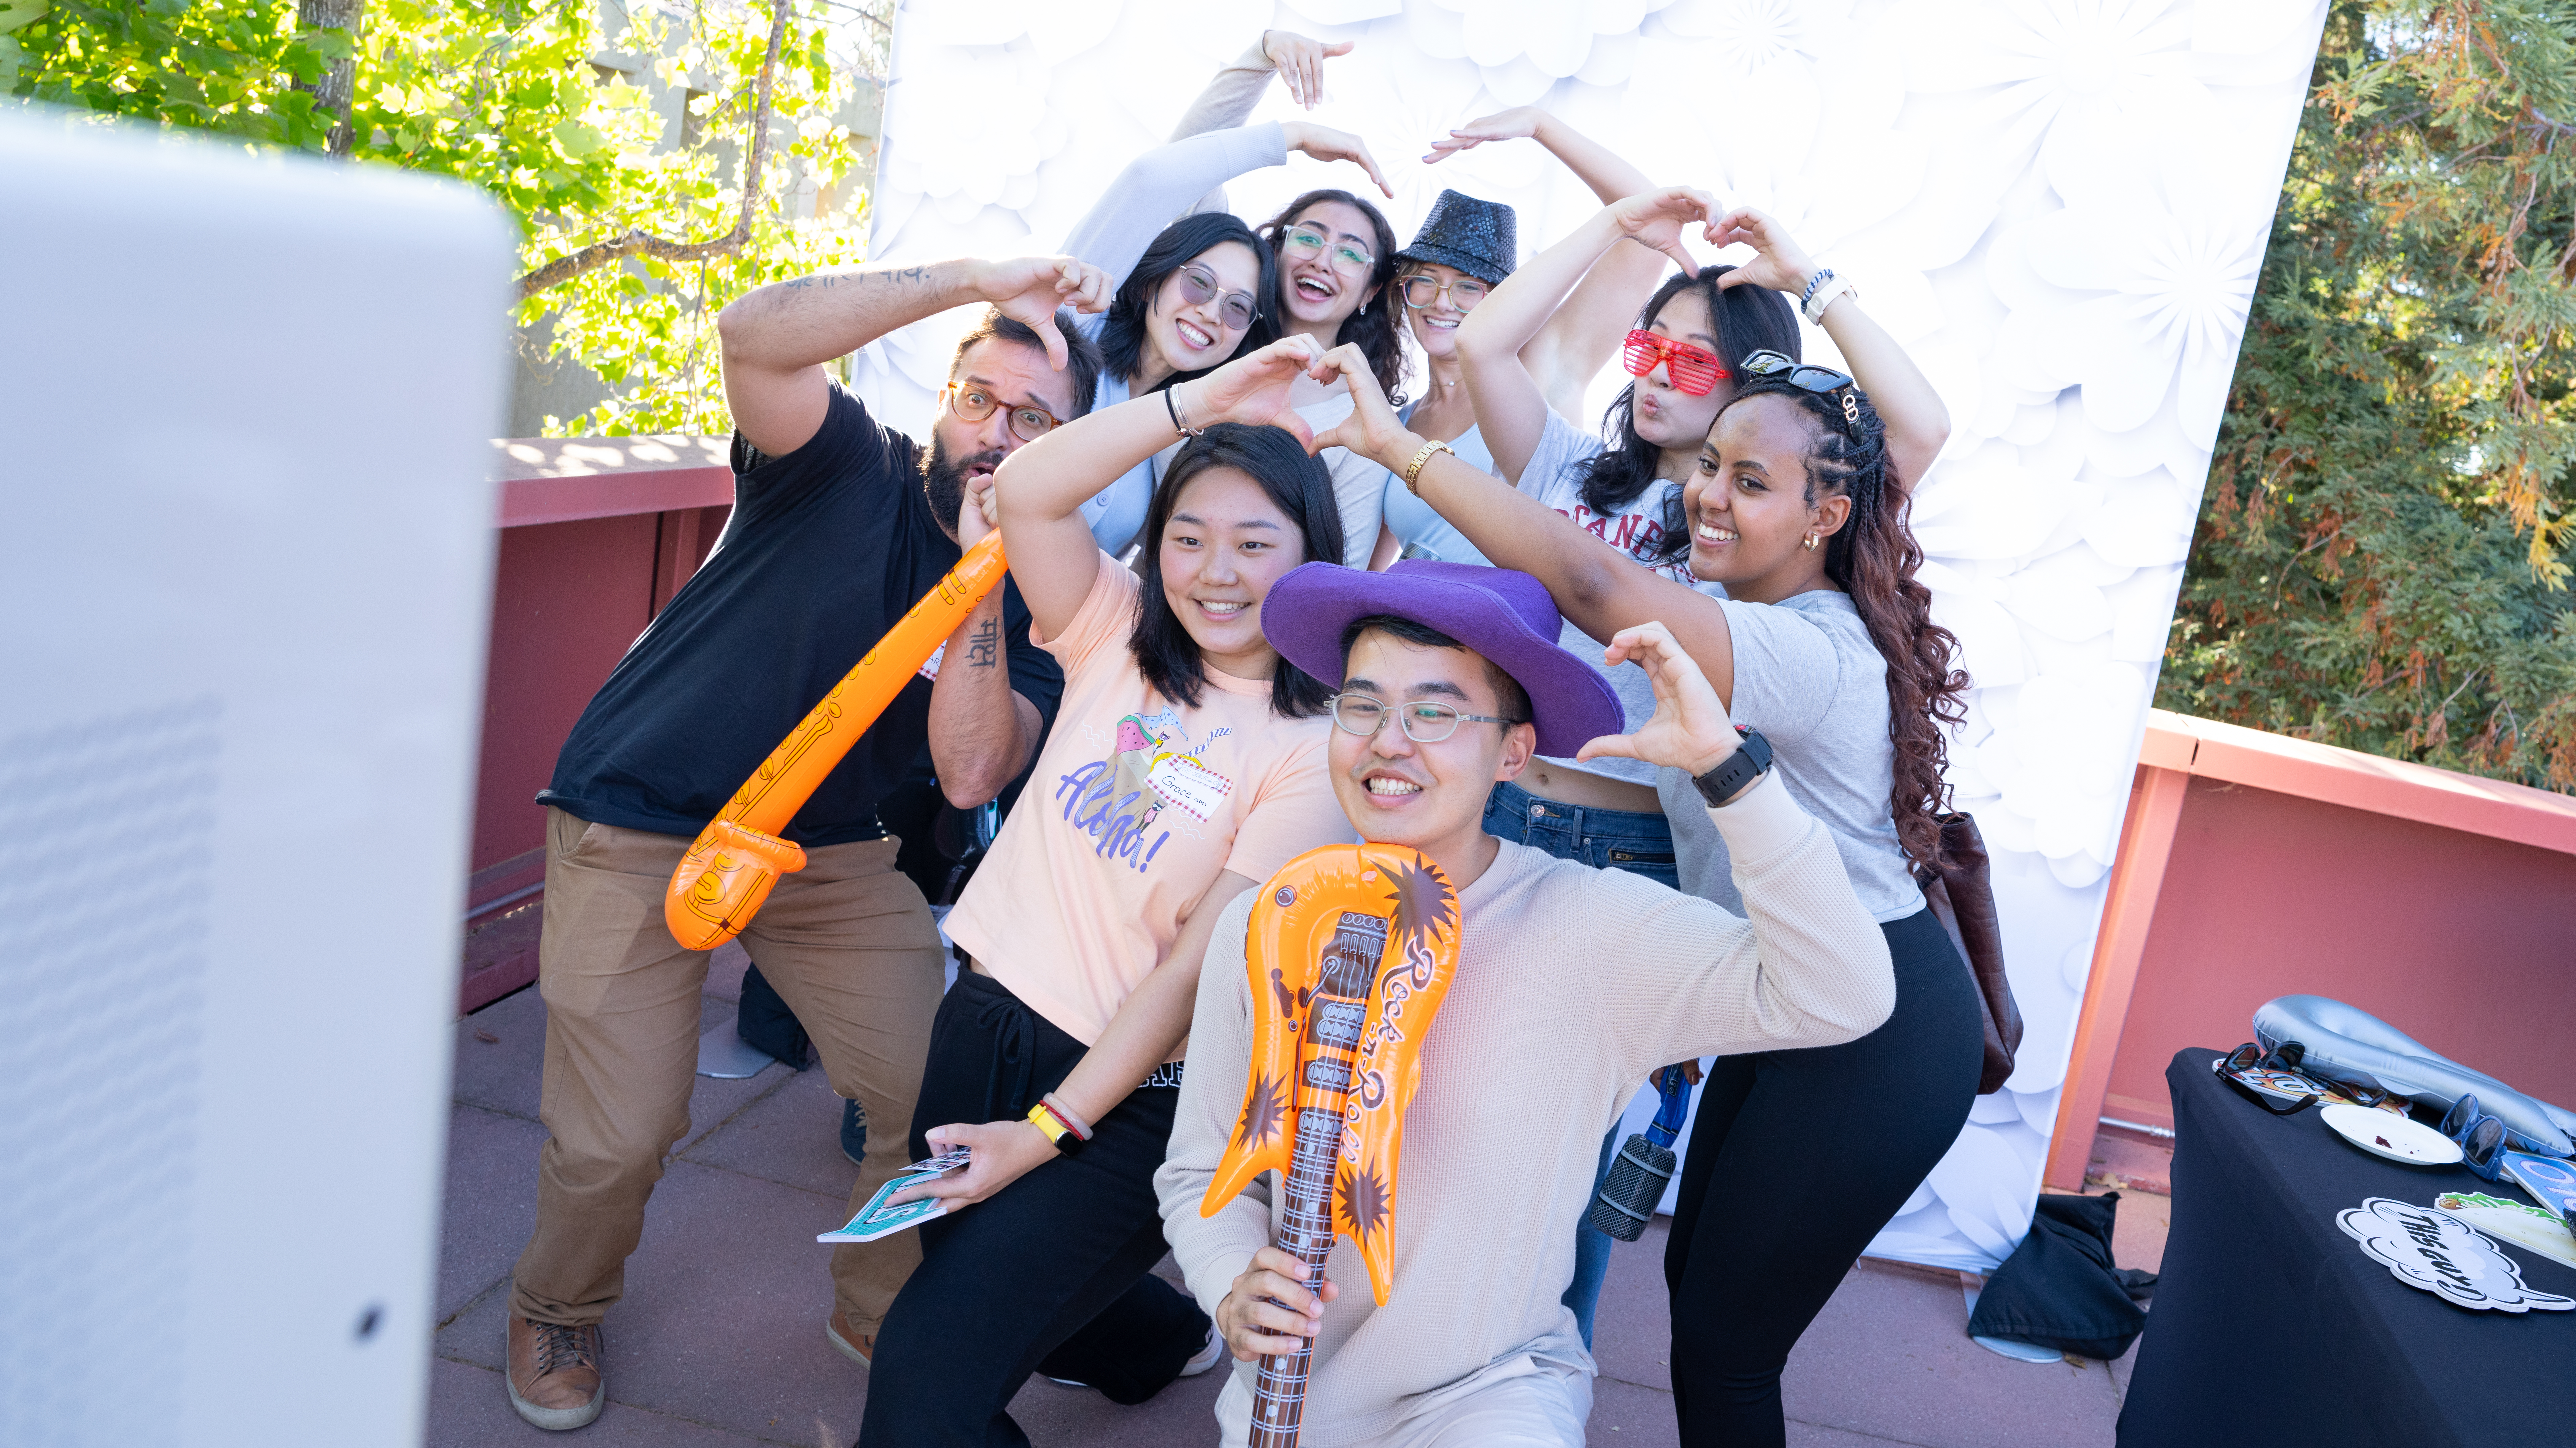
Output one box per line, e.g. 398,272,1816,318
1202,844,1463,1448
662,530,1006,951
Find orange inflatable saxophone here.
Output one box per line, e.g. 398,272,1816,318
661,530,1006,951
1202,844,1462,1447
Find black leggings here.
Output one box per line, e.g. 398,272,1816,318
857,970,1210,1447
1664,908,1984,1447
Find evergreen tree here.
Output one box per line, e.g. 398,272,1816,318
2164,0,2576,789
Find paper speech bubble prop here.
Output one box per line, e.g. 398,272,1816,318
2337,1196,2574,1313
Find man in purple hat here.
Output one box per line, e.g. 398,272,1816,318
1154,559,1897,1446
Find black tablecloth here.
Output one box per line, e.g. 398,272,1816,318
2118,1049,2576,1446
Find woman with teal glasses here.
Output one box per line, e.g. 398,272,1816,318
1051,30,1390,555
1248,188,1410,565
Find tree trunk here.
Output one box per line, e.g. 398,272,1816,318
295,0,363,157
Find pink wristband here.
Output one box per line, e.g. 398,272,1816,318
1040,1092,1094,1141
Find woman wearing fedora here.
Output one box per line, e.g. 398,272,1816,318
1368,107,1677,571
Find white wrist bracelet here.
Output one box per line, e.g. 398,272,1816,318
1802,271,1856,324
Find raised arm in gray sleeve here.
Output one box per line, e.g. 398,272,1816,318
1172,40,1278,141
1059,122,1289,286
1172,40,1281,216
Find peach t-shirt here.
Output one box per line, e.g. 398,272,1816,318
943,553,1354,1048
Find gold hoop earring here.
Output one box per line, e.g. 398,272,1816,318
1802,533,1820,551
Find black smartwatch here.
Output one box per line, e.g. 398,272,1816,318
1691,726,1774,808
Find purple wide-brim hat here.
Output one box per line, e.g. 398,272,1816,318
1262,560,1625,759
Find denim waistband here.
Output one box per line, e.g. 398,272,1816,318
1485,777,1674,846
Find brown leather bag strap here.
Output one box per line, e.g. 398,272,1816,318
1925,813,2022,1094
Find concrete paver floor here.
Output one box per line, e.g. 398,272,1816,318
431,960,2164,1447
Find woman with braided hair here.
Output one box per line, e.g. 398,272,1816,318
1305,258,1982,1441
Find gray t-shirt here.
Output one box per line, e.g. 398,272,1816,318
1520,410,1722,787
1656,589,1925,923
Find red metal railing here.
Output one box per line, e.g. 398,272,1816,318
460,437,733,1013
2044,710,2576,1187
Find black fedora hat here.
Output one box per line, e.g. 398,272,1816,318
1394,189,1517,287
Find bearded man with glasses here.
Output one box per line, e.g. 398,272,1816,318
499,253,1110,1431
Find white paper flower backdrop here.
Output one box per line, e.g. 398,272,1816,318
860,0,2330,1271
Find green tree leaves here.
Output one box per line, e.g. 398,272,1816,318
11,0,872,437
2163,0,2576,789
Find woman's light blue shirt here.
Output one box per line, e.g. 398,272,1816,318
1372,404,1496,566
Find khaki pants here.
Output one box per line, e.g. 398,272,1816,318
509,806,943,1333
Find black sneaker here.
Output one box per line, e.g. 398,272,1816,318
841,1097,867,1167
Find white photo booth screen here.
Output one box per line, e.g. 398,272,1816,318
0,115,508,1445
857,0,2330,1270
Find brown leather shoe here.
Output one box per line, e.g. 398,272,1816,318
824,1308,874,1368
506,1315,605,1430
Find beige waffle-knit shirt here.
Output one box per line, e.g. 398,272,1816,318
1155,773,1896,1446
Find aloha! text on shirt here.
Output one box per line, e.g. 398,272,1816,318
1053,712,1237,875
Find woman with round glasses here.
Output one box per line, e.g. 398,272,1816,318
857,336,1360,1444
1047,30,1391,556
1239,188,1408,567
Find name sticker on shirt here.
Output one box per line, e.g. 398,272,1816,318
1146,754,1233,822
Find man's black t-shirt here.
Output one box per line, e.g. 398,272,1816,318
539,384,1063,847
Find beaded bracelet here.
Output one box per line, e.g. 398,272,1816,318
1799,267,1834,316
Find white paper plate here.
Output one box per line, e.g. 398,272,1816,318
2321,1104,2462,1166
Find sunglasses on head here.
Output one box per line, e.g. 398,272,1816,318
1621,329,1727,396
1176,263,1259,332
1741,349,1864,424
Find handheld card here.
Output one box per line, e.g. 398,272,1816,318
816,1149,973,1244
819,1172,949,1244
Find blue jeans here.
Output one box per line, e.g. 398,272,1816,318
1482,778,1678,1350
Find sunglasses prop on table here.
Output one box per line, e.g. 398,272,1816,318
2438,1094,2523,1182
2215,1040,2391,1117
